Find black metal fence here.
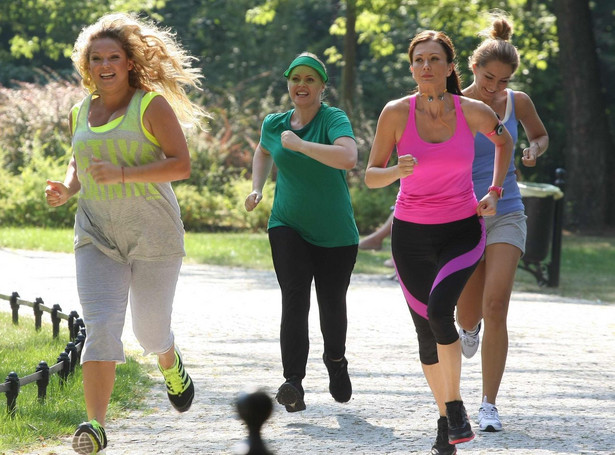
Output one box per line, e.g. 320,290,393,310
0,291,86,416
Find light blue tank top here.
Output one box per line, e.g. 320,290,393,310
472,89,524,215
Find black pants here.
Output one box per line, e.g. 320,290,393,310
268,226,358,381
391,215,485,365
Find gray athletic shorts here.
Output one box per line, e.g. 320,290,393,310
484,210,527,255
75,243,182,364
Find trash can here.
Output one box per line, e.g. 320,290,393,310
519,182,564,264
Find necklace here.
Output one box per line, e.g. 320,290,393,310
419,89,447,102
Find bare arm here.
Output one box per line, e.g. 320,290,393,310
244,143,274,211
281,131,357,170
365,98,417,188
45,111,81,207
515,91,549,167
465,99,514,216
45,153,81,207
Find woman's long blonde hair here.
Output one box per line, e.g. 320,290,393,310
71,12,207,128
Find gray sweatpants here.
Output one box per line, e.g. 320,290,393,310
75,243,182,364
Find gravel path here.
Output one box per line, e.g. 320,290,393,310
2,248,614,455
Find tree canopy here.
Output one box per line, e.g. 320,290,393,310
0,0,613,229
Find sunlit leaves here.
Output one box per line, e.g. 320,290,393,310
0,0,164,63
245,0,278,24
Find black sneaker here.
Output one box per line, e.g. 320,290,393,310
275,379,306,412
431,416,457,455
72,419,107,454
323,353,352,403
446,400,475,444
158,349,194,412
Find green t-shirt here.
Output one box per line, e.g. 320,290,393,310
260,103,359,247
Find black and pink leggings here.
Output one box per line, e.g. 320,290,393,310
391,214,485,365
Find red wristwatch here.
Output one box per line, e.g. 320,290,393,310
488,185,504,199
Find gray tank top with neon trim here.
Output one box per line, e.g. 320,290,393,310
72,89,185,263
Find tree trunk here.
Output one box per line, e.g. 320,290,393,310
553,0,612,230
341,0,357,118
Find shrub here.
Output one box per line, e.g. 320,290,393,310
0,149,77,228
0,78,83,174
0,79,388,233
174,177,274,232
224,176,274,232
350,182,398,234
174,184,229,232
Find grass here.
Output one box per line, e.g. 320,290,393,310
0,226,396,275
0,226,613,303
513,232,615,303
0,312,154,453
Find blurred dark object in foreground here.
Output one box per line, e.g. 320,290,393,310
235,390,274,455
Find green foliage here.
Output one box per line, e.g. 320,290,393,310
0,0,165,86
1,0,614,229
350,182,398,234
173,177,274,232
0,79,278,231
186,91,270,189
0,150,77,228
174,184,229,231
0,78,82,172
163,0,339,107
0,81,78,226
226,176,275,232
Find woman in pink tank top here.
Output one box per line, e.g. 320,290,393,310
365,30,513,454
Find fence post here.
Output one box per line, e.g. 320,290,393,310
66,342,78,374
5,372,20,417
75,332,86,364
73,317,85,341
68,310,80,342
10,292,20,325
36,361,50,402
57,352,71,387
51,304,63,339
33,297,44,331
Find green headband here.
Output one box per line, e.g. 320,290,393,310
283,55,328,83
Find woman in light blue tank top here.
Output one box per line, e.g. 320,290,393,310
456,15,549,433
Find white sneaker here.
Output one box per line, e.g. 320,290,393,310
459,322,481,359
478,396,503,432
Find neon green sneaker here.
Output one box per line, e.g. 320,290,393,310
72,419,107,454
158,349,194,412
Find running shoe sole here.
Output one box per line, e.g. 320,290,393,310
275,382,306,412
448,432,475,445
72,421,106,454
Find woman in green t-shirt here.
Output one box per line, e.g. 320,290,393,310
245,52,359,413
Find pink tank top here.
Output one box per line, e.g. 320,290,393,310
394,94,478,224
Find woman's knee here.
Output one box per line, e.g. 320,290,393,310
482,297,509,324
427,307,458,344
